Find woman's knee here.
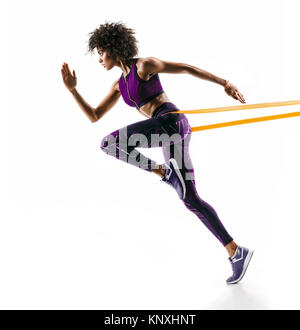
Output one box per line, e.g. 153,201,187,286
100,135,110,152
100,131,119,153
182,182,201,207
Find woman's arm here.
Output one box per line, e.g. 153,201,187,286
70,82,120,123
93,79,121,121
140,57,245,103
142,57,226,86
61,63,120,122
69,88,98,122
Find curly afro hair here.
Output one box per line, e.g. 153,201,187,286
87,21,139,66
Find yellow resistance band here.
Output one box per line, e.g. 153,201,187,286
168,99,300,132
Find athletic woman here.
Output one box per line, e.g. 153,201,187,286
61,21,253,284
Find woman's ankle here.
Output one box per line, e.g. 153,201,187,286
225,241,238,258
152,165,166,178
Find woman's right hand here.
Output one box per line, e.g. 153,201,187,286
61,62,77,92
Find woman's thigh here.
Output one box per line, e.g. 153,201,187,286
101,113,191,150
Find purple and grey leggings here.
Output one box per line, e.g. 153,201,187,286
100,102,233,246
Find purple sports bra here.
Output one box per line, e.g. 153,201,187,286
118,58,164,109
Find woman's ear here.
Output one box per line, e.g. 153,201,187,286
113,54,122,64
112,53,119,61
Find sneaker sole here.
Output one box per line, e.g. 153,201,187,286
227,250,254,285
169,158,186,200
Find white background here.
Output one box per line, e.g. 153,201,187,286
2,0,300,309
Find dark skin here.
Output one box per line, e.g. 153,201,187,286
61,50,245,120
61,50,244,257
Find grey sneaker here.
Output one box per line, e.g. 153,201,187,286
226,246,254,284
160,158,186,200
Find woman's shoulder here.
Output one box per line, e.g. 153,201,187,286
135,57,158,80
136,56,156,67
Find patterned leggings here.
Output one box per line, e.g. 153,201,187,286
100,102,233,246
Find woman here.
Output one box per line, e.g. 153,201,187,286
61,21,253,284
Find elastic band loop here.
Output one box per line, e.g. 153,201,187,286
166,99,300,132
168,99,300,114
191,111,300,132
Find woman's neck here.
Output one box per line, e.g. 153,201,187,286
119,59,134,77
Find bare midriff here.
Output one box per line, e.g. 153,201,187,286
137,92,171,118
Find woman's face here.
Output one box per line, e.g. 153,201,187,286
97,48,116,70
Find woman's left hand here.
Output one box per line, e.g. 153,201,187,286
224,80,246,103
